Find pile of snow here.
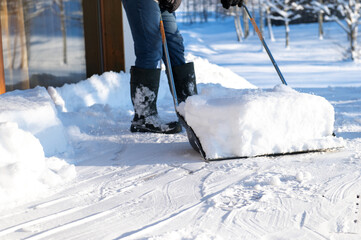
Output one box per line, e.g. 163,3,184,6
179,84,344,159
186,54,257,89
0,87,68,156
0,54,255,206
0,87,75,206
0,122,75,206
48,71,132,113
49,54,255,113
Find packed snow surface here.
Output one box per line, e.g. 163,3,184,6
1,18,361,240
180,84,343,158
0,87,68,156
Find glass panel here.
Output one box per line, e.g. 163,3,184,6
1,0,86,91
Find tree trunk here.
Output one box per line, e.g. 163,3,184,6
350,25,358,60
285,20,290,48
234,8,244,42
186,0,191,23
202,0,208,22
251,0,256,35
318,0,324,40
266,7,274,41
193,0,197,22
242,0,249,38
58,0,68,64
259,0,264,35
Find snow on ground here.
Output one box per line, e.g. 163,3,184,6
1,16,361,240
180,18,361,88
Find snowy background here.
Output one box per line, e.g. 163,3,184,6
1,12,361,240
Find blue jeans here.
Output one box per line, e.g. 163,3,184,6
122,0,185,69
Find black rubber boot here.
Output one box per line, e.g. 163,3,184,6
172,62,198,104
130,66,182,134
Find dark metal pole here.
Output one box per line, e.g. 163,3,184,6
243,5,288,85
160,17,179,108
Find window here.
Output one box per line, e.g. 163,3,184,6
1,0,86,91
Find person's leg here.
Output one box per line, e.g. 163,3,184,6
129,66,181,134
161,11,197,103
122,0,181,133
122,1,185,68
122,0,162,69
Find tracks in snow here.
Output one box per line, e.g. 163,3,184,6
1,143,361,239
0,159,209,239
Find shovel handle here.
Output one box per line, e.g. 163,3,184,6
160,18,179,107
243,5,288,86
160,17,207,159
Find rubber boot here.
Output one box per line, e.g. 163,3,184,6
172,62,198,104
130,66,182,134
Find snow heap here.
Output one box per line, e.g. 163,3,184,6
0,54,251,205
0,87,75,206
179,84,344,159
185,54,257,89
48,54,255,114
0,122,76,206
0,87,68,156
48,71,133,113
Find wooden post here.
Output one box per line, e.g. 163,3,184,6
100,0,125,73
83,0,104,77
1,0,10,65
83,0,125,78
0,22,5,94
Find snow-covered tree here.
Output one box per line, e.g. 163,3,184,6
182,0,216,23
309,0,360,60
307,0,327,39
265,4,276,40
233,7,245,41
301,0,330,39
243,0,250,38
265,0,305,48
259,0,266,36
317,0,327,39
332,0,360,60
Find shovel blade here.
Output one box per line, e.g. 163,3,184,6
176,112,207,160
176,111,340,162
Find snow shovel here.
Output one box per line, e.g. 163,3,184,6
160,8,289,161
160,17,207,159
160,10,338,161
